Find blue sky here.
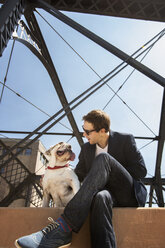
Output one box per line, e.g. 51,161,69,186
0,6,165,186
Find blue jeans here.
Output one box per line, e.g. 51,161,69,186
62,153,138,248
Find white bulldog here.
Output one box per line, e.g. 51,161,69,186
42,142,80,207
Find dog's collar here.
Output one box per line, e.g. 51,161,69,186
47,164,69,170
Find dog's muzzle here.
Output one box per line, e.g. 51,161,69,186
69,151,75,161
57,149,75,161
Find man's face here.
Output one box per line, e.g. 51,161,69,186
82,121,101,145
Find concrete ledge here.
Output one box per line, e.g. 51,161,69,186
0,207,165,248
0,207,90,248
113,208,165,248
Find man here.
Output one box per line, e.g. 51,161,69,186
15,109,147,248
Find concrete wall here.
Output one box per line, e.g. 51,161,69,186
0,207,165,248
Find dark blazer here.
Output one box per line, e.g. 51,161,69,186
75,130,147,207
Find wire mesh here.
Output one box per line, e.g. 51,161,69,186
0,158,28,187
0,141,44,207
25,183,43,207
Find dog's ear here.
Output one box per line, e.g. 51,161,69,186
45,149,51,156
45,144,58,156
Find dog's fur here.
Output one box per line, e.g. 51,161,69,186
42,142,80,207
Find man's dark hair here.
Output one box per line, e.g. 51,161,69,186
83,110,110,133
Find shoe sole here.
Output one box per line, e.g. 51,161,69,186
15,241,21,248
15,239,71,248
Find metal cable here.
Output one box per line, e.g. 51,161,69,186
2,11,164,140
35,9,101,79
0,59,136,162
103,30,165,137
0,80,72,132
0,30,17,103
0,133,8,138
139,139,155,150
35,9,165,137
0,38,161,160
0,24,72,132
103,29,165,110
1,14,165,158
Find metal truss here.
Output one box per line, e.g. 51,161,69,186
26,0,165,22
0,0,165,207
0,0,25,56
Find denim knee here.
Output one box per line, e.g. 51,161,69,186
91,190,113,211
93,152,114,173
95,152,112,163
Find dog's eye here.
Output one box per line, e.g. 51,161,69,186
57,150,65,156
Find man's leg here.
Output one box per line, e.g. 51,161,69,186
15,153,137,248
90,190,116,248
15,153,111,248
62,152,137,232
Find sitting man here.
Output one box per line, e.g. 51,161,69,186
15,109,147,248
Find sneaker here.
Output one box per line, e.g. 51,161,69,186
15,217,72,248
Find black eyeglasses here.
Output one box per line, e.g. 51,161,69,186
82,126,96,135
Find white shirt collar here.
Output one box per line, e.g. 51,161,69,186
95,143,108,157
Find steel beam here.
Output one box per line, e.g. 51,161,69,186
0,130,74,136
0,50,161,161
0,66,122,163
0,130,157,141
149,184,154,207
0,0,26,56
154,89,165,206
142,178,165,185
1,0,165,23
36,0,165,88
24,9,83,146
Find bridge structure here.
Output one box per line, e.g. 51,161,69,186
0,0,165,208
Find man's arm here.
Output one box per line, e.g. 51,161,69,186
124,134,147,180
74,146,87,183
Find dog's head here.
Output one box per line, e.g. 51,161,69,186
46,142,75,167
